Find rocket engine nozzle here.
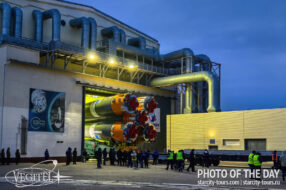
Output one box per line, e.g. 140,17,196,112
137,96,158,113
123,122,139,143
124,94,139,112
145,97,158,113
143,123,157,142
135,111,148,125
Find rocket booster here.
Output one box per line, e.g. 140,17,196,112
85,94,158,144
85,122,140,143
86,93,139,118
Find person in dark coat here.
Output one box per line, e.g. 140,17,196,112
15,149,21,165
110,148,116,166
73,148,77,165
144,150,150,168
108,148,111,165
97,148,102,168
138,150,144,168
153,150,159,165
6,148,11,165
127,149,132,167
117,149,122,166
45,149,49,160
1,148,5,165
103,148,107,165
122,150,127,166
272,150,278,169
186,149,196,172
203,149,209,168
94,149,97,159
44,149,49,164
82,148,88,163
109,148,113,165
66,147,72,166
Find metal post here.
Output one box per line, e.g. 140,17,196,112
81,86,86,157
45,52,50,67
180,85,183,114
181,58,183,74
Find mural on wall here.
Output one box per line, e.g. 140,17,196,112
28,88,65,132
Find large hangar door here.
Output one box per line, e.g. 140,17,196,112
245,139,266,151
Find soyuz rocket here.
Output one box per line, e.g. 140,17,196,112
85,94,158,144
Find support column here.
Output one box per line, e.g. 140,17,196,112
184,56,192,113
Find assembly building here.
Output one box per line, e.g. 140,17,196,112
0,0,284,161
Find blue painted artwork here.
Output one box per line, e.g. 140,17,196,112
28,88,65,132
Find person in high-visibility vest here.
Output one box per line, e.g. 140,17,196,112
253,152,262,180
248,150,256,173
177,150,184,172
131,150,137,169
166,149,174,170
272,150,278,169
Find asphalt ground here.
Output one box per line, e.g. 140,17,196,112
0,161,285,190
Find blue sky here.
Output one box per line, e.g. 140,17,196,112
69,0,286,111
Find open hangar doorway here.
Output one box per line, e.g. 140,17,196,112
81,85,172,159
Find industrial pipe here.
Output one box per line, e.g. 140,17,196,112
0,35,47,50
32,10,43,42
160,48,194,113
196,54,212,112
101,26,120,42
70,17,90,48
88,17,97,50
0,3,11,36
108,40,157,59
150,71,220,112
11,7,22,38
43,9,61,41
119,28,126,44
128,36,146,49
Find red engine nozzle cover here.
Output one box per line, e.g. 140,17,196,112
146,98,158,113
136,111,148,125
125,95,139,112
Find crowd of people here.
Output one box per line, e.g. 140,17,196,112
166,149,210,172
92,148,159,169
0,148,20,165
41,148,286,181
1,146,285,181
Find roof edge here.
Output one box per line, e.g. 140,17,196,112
56,0,159,43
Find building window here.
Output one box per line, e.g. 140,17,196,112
245,139,266,151
223,139,240,146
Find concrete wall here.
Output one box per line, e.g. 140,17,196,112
0,55,83,158
167,108,286,152
1,0,159,49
